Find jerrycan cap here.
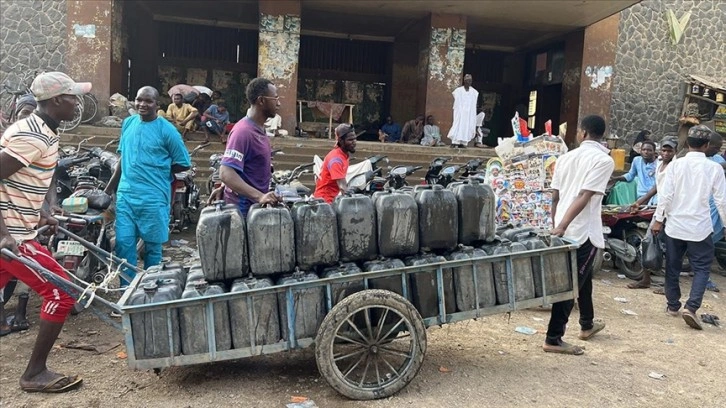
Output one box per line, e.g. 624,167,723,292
143,282,159,293
193,280,209,291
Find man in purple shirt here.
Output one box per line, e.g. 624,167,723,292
219,78,280,215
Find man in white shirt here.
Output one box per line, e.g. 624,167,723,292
264,113,283,137
544,115,614,355
652,125,726,330
447,74,478,148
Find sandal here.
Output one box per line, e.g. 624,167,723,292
653,288,665,295
543,341,585,355
578,321,606,340
0,326,11,337
10,317,30,332
21,375,83,393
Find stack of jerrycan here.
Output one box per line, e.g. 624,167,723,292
247,203,296,276
196,202,248,281
518,233,573,296
406,185,458,317
327,194,377,305
179,281,232,355
446,245,496,311
229,276,280,348
484,238,536,304
277,270,325,340
449,179,496,245
128,282,181,359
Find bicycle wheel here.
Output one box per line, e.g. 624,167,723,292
80,93,98,123
58,99,83,133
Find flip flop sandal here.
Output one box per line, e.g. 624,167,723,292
21,375,83,393
579,321,606,340
700,314,720,327
653,288,665,295
543,342,585,355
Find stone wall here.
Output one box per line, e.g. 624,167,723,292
0,0,67,89
610,0,726,141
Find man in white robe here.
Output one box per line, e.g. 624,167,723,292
447,74,478,148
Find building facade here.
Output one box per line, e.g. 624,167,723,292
8,1,721,147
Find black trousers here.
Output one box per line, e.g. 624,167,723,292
546,239,597,344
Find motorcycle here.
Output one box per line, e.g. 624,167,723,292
594,205,654,279
423,156,452,185
51,172,115,284
170,144,205,232
273,162,315,205
386,165,422,190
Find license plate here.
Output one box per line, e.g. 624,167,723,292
57,240,86,257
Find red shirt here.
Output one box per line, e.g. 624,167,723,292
314,146,349,203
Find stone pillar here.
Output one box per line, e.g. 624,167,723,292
560,30,585,146
417,13,467,139
390,40,420,126
258,0,300,135
578,13,619,137
66,0,114,117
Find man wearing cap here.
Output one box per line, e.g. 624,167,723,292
0,72,89,392
314,124,357,203
105,86,191,287
652,125,726,330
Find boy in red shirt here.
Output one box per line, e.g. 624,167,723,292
314,124,357,203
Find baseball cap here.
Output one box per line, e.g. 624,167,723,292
661,139,677,148
687,124,713,141
30,72,92,101
335,123,355,139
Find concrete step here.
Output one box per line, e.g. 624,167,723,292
63,125,498,192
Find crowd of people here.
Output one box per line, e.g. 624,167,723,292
0,70,724,396
378,74,493,148
544,115,726,354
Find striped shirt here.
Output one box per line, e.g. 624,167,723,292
0,113,59,241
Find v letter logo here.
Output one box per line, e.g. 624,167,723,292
666,9,691,45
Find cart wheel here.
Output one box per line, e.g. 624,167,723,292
315,289,426,400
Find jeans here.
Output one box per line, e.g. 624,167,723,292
664,233,714,313
546,239,597,345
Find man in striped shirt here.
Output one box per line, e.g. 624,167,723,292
0,72,90,393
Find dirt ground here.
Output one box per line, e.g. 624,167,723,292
1,237,725,408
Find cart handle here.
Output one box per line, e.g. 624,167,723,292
1,248,123,329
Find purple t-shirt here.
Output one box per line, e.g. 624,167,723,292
221,117,271,215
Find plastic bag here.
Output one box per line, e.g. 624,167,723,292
641,228,663,271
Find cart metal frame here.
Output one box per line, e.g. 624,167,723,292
3,238,579,400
